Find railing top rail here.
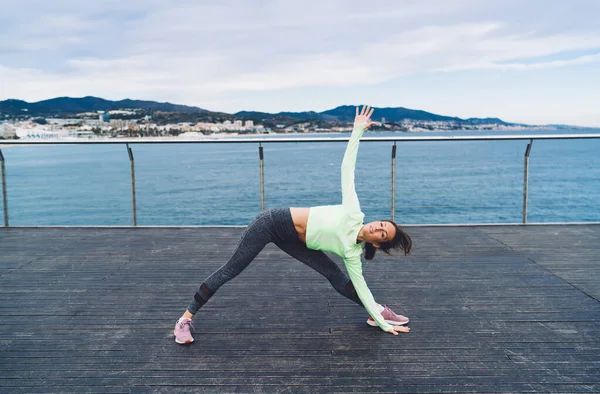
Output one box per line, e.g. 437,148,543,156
1,133,600,145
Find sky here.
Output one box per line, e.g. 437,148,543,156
1,0,599,126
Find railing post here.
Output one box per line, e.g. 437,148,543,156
523,139,533,224
259,144,265,211
391,143,396,222
0,149,8,227
126,144,137,226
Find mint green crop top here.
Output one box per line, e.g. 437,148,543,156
305,121,392,332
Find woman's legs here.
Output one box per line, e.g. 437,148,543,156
177,207,363,344
274,240,362,306
184,207,301,317
176,210,284,344
185,209,279,316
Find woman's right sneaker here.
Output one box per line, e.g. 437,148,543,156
174,318,195,344
367,305,409,326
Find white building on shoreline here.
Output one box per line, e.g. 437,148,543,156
0,123,17,139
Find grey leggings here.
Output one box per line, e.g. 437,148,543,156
187,207,362,315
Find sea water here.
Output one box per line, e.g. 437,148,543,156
2,129,599,226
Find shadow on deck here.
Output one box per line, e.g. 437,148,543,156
1,225,599,393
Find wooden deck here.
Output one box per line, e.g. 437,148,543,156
1,225,599,393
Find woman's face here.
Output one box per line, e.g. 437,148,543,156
362,220,396,246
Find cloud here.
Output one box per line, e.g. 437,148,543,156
4,22,600,92
1,0,599,126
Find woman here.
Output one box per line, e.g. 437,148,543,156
174,105,412,344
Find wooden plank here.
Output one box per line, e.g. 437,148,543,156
0,225,599,393
479,225,600,300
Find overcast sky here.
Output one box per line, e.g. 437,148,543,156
1,0,599,126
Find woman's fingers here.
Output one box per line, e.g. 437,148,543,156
356,105,374,123
358,105,373,118
388,326,411,335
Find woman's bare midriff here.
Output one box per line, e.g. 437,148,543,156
290,207,310,244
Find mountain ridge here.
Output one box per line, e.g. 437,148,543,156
1,96,516,125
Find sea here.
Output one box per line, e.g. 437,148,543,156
2,129,599,226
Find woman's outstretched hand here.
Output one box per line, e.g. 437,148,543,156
355,105,376,129
387,325,411,335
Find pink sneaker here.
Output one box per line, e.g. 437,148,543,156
174,318,195,344
367,305,409,326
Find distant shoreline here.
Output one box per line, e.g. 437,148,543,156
2,127,599,146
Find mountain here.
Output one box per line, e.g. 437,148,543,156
236,105,511,125
0,96,206,116
1,96,512,125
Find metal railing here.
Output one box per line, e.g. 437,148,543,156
1,133,599,227
126,143,137,226
0,149,7,226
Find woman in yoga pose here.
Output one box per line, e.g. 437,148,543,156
174,105,412,344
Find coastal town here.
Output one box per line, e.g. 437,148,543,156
0,109,549,140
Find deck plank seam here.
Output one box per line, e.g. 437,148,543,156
475,227,600,304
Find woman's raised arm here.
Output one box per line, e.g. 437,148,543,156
341,105,375,209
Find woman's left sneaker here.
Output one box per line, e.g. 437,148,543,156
174,318,195,344
367,305,409,326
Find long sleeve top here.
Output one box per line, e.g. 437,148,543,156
305,121,392,332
